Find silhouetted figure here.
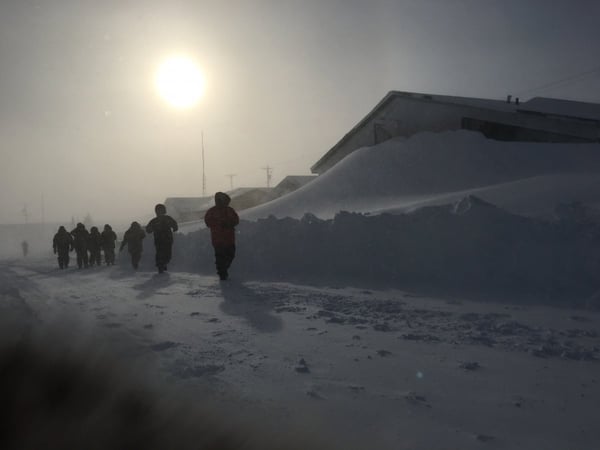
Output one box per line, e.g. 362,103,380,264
21,240,28,258
146,204,178,274
53,226,73,269
119,222,146,270
101,224,117,266
88,226,102,267
204,192,239,280
70,223,90,269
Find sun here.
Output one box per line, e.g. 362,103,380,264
154,56,205,109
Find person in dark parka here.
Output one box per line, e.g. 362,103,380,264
101,224,117,266
70,223,90,269
204,192,239,280
119,222,146,270
53,226,73,269
88,226,102,267
146,204,178,274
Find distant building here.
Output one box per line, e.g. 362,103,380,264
165,189,272,223
164,196,214,223
311,91,600,174
227,187,274,211
272,175,317,196
164,176,316,223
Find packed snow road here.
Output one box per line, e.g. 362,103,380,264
2,257,600,450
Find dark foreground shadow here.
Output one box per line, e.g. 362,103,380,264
218,281,283,333
0,324,327,450
133,273,175,300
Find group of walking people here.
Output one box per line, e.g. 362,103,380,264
51,193,239,280
53,223,118,270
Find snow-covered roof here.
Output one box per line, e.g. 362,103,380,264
227,187,272,197
311,91,520,173
518,97,600,122
390,90,519,113
311,91,600,174
275,175,317,189
165,196,213,212
166,188,271,208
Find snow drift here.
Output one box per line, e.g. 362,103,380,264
137,196,600,303
242,130,600,220
166,132,600,301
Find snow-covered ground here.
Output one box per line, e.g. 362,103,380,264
2,257,600,449
3,131,600,449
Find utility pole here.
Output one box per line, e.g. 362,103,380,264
262,165,273,188
41,194,45,226
22,204,29,224
225,174,236,190
201,130,206,197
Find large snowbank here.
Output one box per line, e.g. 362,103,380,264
375,173,600,219
242,130,600,220
136,196,600,303
163,132,600,301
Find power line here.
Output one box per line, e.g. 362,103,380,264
516,65,600,97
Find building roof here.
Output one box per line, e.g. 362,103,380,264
165,196,213,212
518,97,600,122
165,188,271,208
275,175,317,188
311,90,600,173
311,91,518,173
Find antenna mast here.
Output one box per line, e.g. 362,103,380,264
202,131,206,197
22,204,29,224
225,174,236,190
262,165,273,188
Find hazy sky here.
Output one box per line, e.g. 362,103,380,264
1,0,599,224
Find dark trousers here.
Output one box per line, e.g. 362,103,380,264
88,249,101,266
57,249,70,269
154,240,172,271
130,250,142,269
103,247,115,265
75,247,88,268
214,245,235,279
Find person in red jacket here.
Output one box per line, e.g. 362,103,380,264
204,192,239,280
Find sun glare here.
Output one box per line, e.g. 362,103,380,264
155,56,205,109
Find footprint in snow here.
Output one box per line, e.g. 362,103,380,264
151,341,180,351
402,391,431,408
178,364,225,378
306,389,325,400
348,385,365,392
